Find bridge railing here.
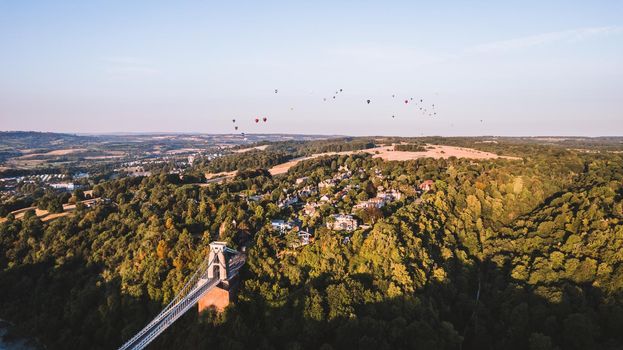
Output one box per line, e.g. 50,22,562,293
118,254,213,350
118,248,245,350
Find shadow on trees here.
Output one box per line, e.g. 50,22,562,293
1,253,622,349
0,258,164,350
147,258,622,350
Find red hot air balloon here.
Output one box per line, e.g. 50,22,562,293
255,118,259,123
262,117,267,122
404,100,408,104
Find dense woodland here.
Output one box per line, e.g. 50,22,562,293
200,150,293,173
1,139,622,349
394,143,427,152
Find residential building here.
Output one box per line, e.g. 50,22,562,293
419,180,435,192
271,220,292,232
327,214,358,232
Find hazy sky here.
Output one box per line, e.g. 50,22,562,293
1,0,622,136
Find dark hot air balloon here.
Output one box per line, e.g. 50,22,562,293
255,118,259,123
366,99,371,104
263,117,267,122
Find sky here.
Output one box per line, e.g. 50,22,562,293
0,0,622,136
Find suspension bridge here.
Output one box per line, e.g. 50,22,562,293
117,242,245,350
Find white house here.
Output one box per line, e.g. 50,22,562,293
327,214,358,232
271,220,292,232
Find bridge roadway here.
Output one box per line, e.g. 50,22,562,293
118,257,245,350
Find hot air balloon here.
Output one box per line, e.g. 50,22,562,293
392,94,395,98
235,126,238,130
392,115,395,118
420,99,423,103
274,89,278,93
339,89,343,92
366,99,371,104
232,119,236,123
404,100,408,104
263,117,267,122
255,118,259,123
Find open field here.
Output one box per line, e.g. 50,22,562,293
205,170,237,179
269,144,520,175
233,145,269,153
0,198,100,223
16,148,88,159
365,144,522,161
204,143,521,178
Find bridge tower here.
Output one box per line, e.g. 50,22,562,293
198,242,239,313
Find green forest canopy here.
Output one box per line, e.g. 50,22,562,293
0,140,622,350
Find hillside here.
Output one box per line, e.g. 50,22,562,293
0,139,622,349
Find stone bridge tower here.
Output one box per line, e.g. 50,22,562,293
197,242,240,313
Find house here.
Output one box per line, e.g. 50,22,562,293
278,195,299,208
271,220,292,232
377,189,402,201
353,197,385,210
248,195,263,202
298,186,317,197
318,180,335,188
320,195,330,202
50,183,76,191
419,180,435,192
368,197,385,207
295,177,309,185
298,231,312,246
287,229,313,248
334,189,349,199
327,214,358,232
303,202,319,216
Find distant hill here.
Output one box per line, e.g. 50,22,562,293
0,131,95,150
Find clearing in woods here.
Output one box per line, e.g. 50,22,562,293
204,144,520,179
